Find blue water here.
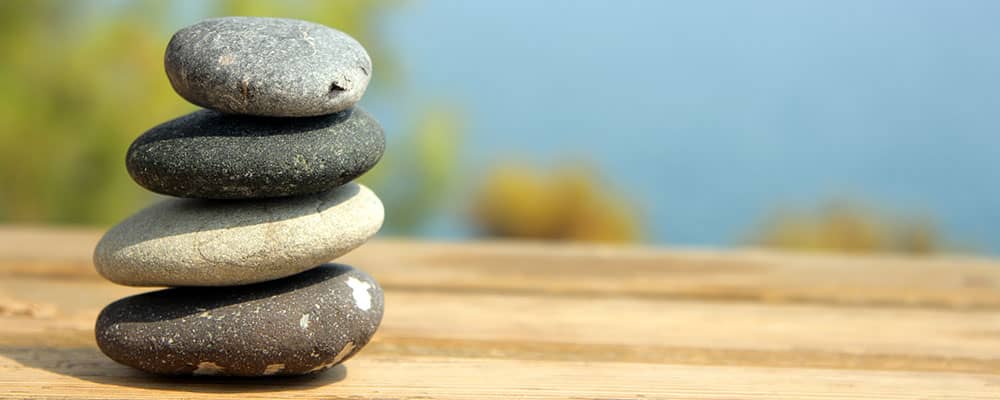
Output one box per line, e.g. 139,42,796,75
367,1,1000,252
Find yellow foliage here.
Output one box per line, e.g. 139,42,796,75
750,200,942,254
472,163,641,243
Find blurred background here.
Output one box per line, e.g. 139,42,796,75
2,0,998,256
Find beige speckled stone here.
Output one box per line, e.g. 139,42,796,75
94,183,383,287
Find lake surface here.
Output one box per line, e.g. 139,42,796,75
368,1,1000,253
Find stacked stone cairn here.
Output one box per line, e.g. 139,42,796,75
92,17,386,376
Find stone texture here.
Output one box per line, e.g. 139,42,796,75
126,107,384,199
165,17,371,117
96,264,383,376
93,183,383,287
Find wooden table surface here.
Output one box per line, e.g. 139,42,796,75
1,226,998,399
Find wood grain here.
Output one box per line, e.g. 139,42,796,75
1,226,999,399
4,226,999,309
3,350,1000,400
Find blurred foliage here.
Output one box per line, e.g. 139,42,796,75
471,162,641,243
0,1,181,224
372,105,462,234
749,200,943,254
6,1,939,250
0,0,459,233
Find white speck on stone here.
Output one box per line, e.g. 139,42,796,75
308,342,355,372
193,361,224,376
218,53,235,66
299,313,310,329
263,363,285,375
345,277,372,311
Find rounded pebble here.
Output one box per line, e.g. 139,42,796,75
165,17,372,117
96,264,384,376
94,183,383,287
127,107,383,199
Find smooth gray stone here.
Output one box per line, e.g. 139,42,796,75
126,107,384,199
96,264,384,376
94,183,383,287
165,17,372,117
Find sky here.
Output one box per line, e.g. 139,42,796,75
370,0,1000,252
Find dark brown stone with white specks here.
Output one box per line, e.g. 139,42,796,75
126,107,384,199
95,264,383,376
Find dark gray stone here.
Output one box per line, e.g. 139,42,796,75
95,264,384,376
126,107,384,199
165,17,371,117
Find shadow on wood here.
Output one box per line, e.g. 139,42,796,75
0,346,348,393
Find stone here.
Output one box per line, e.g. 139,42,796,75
126,107,384,199
95,264,384,376
165,17,371,117
93,183,383,287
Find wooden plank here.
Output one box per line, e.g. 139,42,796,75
2,277,999,374
3,226,1000,398
2,226,999,309
2,350,999,400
